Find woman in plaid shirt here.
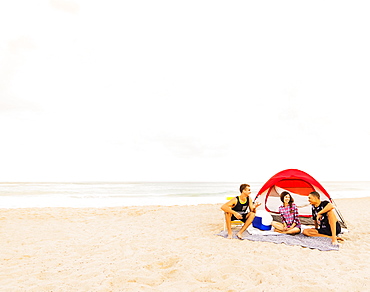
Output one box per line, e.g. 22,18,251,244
271,191,301,235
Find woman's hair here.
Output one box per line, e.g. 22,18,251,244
239,184,250,193
280,191,294,211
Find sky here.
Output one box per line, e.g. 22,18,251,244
1,0,370,182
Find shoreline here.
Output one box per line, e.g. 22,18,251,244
1,197,370,291
2,181,370,210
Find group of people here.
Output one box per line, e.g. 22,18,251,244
221,184,343,246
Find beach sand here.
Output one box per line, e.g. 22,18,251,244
1,197,369,291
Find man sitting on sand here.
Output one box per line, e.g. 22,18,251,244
302,191,343,246
221,184,261,240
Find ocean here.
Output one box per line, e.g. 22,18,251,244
0,181,369,208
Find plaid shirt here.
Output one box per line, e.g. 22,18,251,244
278,203,301,228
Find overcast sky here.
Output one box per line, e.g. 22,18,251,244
1,0,369,182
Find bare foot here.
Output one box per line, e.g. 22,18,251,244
332,239,339,246
227,233,233,239
236,233,244,240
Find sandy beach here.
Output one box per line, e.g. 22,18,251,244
1,197,369,292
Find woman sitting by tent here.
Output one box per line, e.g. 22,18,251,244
271,191,301,235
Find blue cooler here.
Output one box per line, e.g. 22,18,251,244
252,210,272,231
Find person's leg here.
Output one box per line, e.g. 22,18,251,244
236,212,255,239
224,212,233,239
272,221,301,234
327,210,339,245
302,228,320,237
303,226,343,244
271,221,285,232
285,227,301,235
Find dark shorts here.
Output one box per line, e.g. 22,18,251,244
231,212,249,222
318,222,341,236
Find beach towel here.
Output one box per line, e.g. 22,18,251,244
216,230,339,251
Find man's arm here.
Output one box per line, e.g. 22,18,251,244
221,198,242,219
317,202,335,221
249,197,261,213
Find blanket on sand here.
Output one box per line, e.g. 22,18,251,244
217,230,339,251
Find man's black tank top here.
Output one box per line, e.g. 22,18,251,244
232,196,249,213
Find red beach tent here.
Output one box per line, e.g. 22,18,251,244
254,169,347,228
